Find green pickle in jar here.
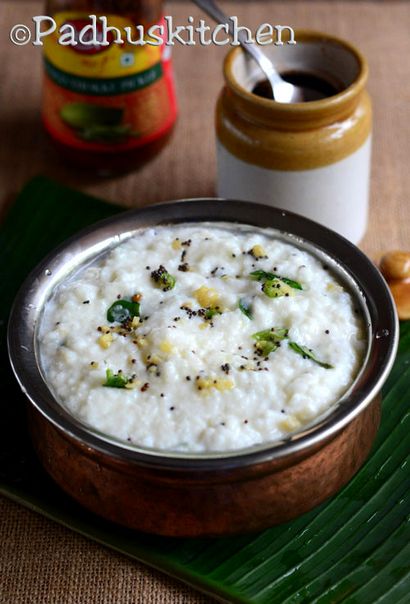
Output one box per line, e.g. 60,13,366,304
42,1,177,174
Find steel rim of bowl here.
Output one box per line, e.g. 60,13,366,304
7,199,399,472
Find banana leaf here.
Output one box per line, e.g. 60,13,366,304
0,177,409,603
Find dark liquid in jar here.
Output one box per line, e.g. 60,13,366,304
252,71,342,102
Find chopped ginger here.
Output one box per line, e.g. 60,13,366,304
131,316,140,329
143,353,161,365
159,340,173,353
326,282,343,293
98,333,113,349
99,325,111,334
194,286,220,308
278,415,302,432
251,244,266,259
125,379,141,389
134,336,148,348
196,376,235,392
295,408,315,423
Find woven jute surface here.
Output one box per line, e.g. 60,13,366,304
1,1,409,602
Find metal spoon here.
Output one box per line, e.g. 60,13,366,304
192,0,301,103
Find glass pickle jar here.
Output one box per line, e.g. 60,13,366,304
216,31,372,244
43,1,177,174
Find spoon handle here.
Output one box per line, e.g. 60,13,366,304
192,0,284,86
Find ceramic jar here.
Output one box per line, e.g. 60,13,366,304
216,31,372,244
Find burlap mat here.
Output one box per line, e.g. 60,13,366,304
0,498,214,603
1,1,409,602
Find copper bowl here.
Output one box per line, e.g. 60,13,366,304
7,200,398,536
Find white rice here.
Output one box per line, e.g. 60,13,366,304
38,223,366,452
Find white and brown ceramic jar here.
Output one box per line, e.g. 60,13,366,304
216,31,372,244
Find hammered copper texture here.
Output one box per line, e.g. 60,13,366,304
29,398,380,537
2,0,409,600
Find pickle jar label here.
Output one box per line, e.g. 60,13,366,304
42,13,177,152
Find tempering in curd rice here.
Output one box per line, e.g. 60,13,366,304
38,223,366,452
